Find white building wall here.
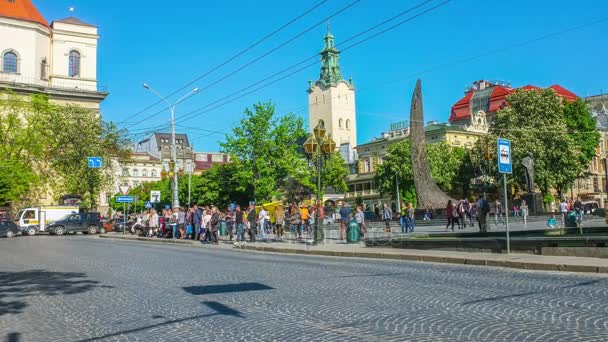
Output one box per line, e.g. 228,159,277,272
0,17,50,83
309,80,356,146
50,22,98,91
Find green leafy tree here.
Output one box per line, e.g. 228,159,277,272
491,89,582,197
563,98,600,166
374,140,471,202
47,105,130,207
221,102,310,202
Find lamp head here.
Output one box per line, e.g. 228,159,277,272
193,87,200,93
143,83,150,89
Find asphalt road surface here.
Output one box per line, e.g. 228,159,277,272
1,235,607,342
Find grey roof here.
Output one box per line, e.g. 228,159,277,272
153,133,190,148
53,16,96,28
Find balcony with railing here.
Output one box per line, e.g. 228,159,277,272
0,72,107,93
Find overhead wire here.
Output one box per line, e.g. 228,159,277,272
116,0,331,125
123,0,363,129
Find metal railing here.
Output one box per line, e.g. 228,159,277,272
0,73,107,93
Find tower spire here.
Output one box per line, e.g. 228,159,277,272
319,24,342,87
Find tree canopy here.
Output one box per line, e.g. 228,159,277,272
374,140,471,205
0,91,130,208
491,89,586,196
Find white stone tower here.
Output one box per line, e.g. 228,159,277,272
308,26,357,148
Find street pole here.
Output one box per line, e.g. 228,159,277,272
315,146,323,243
602,156,608,208
188,167,192,208
170,106,179,208
123,202,126,235
143,83,198,209
396,176,401,212
503,173,510,254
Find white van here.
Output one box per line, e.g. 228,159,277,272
16,206,79,236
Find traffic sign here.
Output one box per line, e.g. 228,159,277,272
497,139,512,174
87,157,102,169
119,185,130,196
145,201,152,209
150,190,161,203
116,196,134,203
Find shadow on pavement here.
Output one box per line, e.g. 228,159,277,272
461,279,603,305
0,270,112,317
74,301,243,342
183,282,274,296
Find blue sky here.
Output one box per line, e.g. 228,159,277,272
37,0,608,151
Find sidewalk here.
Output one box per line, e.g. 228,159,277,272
99,233,608,274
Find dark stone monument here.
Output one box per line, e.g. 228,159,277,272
410,80,455,210
521,152,543,214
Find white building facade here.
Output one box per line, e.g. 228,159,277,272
0,0,106,109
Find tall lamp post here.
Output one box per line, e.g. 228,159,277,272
143,83,199,208
303,121,336,244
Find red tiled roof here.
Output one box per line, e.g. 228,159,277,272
549,84,578,101
0,0,49,27
449,81,578,123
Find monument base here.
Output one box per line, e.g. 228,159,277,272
521,193,543,214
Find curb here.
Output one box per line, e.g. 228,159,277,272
98,235,608,274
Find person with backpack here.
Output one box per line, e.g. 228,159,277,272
574,197,584,226
289,205,303,240
477,195,490,232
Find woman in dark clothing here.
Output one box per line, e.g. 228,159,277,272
209,206,221,244
446,200,456,231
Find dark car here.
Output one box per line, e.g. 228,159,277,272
0,220,19,238
47,212,101,236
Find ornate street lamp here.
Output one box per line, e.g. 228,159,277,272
303,120,336,243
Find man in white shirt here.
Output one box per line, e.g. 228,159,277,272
559,200,568,227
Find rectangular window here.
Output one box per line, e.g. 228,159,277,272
142,169,148,178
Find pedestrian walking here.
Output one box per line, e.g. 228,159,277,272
520,200,529,226
193,204,202,240
406,202,415,233
171,208,179,239
247,204,257,242
446,200,456,231
339,202,351,241
560,199,568,227
202,208,211,242
225,205,235,241
382,203,392,233
234,205,246,246
476,195,489,232
177,207,186,239
289,205,303,239
494,200,504,226
275,205,285,241
469,198,478,227
300,205,310,236
458,200,466,229
399,203,407,233
149,209,159,237
209,206,220,244
355,205,366,239
257,206,269,240
574,197,584,227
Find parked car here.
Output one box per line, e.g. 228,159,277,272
582,201,599,215
102,218,133,233
47,212,102,236
0,220,19,238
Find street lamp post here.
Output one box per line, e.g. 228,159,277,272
303,121,336,244
143,83,198,208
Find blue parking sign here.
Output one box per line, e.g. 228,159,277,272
497,139,512,174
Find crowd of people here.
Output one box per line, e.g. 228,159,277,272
115,195,589,245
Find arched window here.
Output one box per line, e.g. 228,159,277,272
346,119,350,130
318,119,325,127
3,51,18,73
40,58,47,80
339,118,343,128
69,50,81,77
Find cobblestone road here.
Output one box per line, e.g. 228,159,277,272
1,235,607,341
